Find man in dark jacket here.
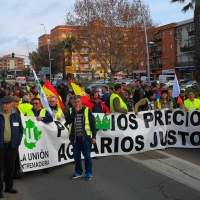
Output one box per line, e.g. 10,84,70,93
65,95,96,180
59,83,69,105
133,79,144,106
0,96,23,197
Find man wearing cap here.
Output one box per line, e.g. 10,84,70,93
133,79,144,106
12,96,22,115
0,96,23,197
177,89,188,109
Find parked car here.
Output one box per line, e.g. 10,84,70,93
181,80,196,89
179,79,190,86
52,80,69,87
87,83,109,97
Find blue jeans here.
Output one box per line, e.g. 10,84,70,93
72,137,92,175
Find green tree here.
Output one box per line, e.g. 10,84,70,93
61,35,77,80
91,68,97,80
171,0,200,90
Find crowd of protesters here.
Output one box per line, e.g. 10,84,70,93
0,78,200,198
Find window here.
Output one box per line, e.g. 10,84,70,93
62,31,66,35
170,30,172,39
163,45,165,51
170,57,173,66
170,44,173,53
162,32,165,38
163,58,166,64
140,61,144,66
47,39,50,44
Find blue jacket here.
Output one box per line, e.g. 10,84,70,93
25,108,53,123
65,106,96,142
0,108,23,150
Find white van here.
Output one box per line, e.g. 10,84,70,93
16,77,26,85
159,75,174,83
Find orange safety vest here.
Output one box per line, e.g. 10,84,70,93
177,96,184,108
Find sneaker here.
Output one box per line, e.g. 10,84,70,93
85,173,92,180
71,172,82,179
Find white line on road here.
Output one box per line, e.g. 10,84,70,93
124,150,200,191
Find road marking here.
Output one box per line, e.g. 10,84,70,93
124,150,200,191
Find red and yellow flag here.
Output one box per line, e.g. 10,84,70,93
68,78,90,105
43,80,65,110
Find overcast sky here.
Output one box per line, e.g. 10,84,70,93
0,0,193,63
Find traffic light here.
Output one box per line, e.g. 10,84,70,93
12,53,15,58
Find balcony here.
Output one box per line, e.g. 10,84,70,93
79,60,89,64
180,46,195,53
153,38,162,43
149,51,162,57
150,64,162,69
175,61,195,68
176,33,182,40
79,53,89,57
188,30,194,37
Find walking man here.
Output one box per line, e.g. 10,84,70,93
65,95,96,180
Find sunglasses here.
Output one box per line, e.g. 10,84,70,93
180,91,185,93
50,101,56,102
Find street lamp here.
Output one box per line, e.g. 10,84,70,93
138,0,151,86
23,37,30,55
40,23,52,81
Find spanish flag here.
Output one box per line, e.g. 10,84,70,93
68,78,90,105
43,80,65,110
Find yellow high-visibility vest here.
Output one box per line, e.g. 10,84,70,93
25,108,46,117
110,93,127,113
68,107,91,136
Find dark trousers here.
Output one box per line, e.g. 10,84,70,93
0,143,18,191
72,137,92,175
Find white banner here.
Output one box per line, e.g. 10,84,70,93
19,109,200,172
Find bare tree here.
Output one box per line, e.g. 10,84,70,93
65,0,156,82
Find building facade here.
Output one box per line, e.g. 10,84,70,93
38,25,105,79
0,55,24,77
135,23,177,80
174,18,195,80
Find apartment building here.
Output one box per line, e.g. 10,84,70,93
38,25,105,78
0,55,24,77
174,18,195,80
136,23,177,80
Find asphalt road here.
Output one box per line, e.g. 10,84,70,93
2,148,200,200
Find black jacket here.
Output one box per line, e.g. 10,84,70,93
65,106,96,142
133,87,144,105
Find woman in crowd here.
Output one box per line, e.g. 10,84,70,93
154,90,173,111
124,90,134,112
